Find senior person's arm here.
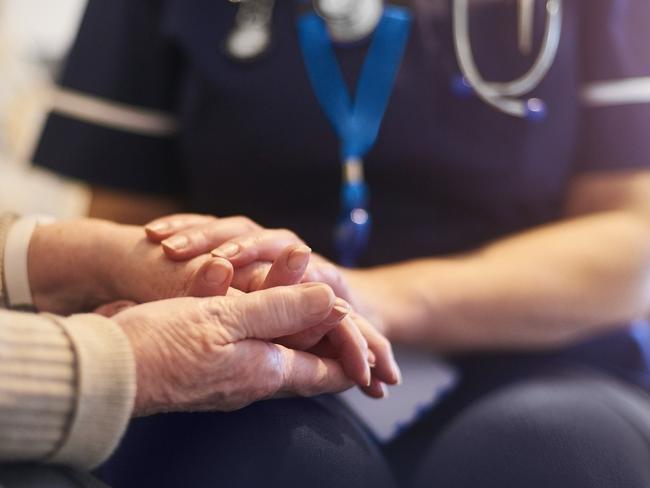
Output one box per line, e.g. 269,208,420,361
2,209,388,410
0,213,358,469
0,309,135,470
0,213,135,469
22,216,398,395
0,289,354,469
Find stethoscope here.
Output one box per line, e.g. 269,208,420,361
225,0,563,120
452,0,562,120
224,0,563,264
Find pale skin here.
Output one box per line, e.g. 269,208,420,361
88,170,650,353
113,285,362,416
26,219,401,405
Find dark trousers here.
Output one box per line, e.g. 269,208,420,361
99,331,650,488
97,396,397,488
0,466,107,488
386,329,650,488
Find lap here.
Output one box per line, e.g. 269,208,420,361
98,396,396,488
101,331,650,488
0,465,107,488
386,346,650,488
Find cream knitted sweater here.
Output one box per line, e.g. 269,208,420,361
0,213,136,469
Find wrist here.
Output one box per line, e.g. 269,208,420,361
344,262,448,346
113,315,150,417
29,219,116,313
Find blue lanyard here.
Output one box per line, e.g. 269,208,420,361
297,6,412,266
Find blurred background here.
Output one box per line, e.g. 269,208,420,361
0,0,89,216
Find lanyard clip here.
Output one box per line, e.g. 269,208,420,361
335,158,372,267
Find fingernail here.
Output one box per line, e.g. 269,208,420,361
323,298,350,325
381,383,390,398
302,283,333,315
212,242,240,259
287,245,311,272
146,222,170,233
365,366,372,387
163,235,189,252
204,260,230,285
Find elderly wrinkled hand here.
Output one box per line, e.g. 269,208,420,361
113,283,356,416
145,214,402,398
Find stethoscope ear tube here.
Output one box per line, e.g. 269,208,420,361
452,0,562,120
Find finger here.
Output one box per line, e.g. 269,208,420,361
276,345,355,397
209,283,338,341
160,217,261,261
187,257,234,297
303,317,372,386
354,313,402,385
211,229,304,267
94,300,137,317
145,214,217,242
260,244,311,290
231,261,272,292
277,298,351,350
325,315,371,387
359,377,388,399
223,244,311,296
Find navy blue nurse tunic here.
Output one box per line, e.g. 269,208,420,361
33,0,650,484
34,0,650,265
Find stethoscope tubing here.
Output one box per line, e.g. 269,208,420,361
452,0,562,118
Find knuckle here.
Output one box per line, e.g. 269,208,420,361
277,228,300,241
189,230,208,248
232,215,259,231
267,368,286,398
258,344,286,396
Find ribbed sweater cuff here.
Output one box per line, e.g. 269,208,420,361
46,314,136,469
0,311,75,461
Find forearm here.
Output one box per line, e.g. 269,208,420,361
355,211,650,352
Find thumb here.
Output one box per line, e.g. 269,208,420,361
94,300,138,317
213,283,342,341
187,257,233,297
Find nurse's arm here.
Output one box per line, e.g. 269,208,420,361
88,187,183,225
345,170,650,352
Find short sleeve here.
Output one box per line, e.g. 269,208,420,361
574,0,650,172
32,0,184,196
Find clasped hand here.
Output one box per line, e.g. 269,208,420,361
144,214,401,400
28,215,400,416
